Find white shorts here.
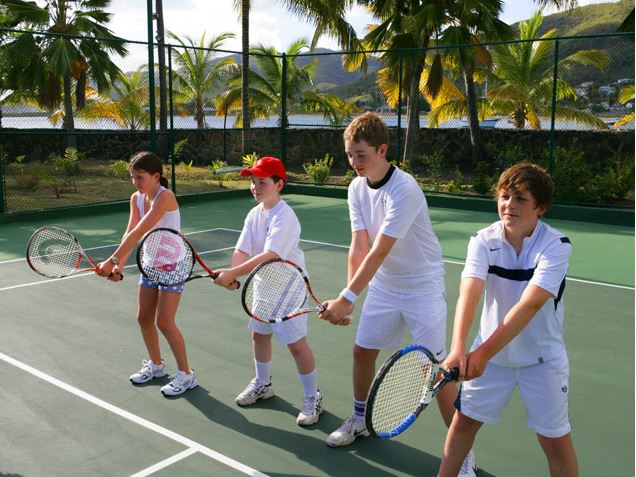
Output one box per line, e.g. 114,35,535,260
248,315,308,345
355,284,447,355
457,351,572,438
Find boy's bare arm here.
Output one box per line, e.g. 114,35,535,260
445,278,484,377
465,284,552,379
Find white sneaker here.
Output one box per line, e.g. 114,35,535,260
325,415,369,447
458,449,477,477
235,378,275,406
296,391,325,426
160,370,198,396
129,359,168,384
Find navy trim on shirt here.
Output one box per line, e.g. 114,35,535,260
488,265,536,281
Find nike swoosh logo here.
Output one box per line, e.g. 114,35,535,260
489,247,501,252
436,350,444,356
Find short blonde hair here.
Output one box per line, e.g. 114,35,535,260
343,112,388,149
496,163,553,212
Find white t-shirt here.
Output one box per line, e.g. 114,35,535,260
462,220,572,367
348,166,444,292
236,199,305,267
136,186,181,231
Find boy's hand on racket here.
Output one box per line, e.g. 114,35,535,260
464,348,488,381
319,297,353,326
212,269,239,290
443,349,467,380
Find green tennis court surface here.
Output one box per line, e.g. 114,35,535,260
0,194,633,476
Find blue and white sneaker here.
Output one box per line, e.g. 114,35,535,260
326,415,369,447
235,378,275,406
160,370,198,396
129,359,168,384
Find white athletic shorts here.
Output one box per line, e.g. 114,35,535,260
457,350,572,438
355,284,447,356
248,315,308,345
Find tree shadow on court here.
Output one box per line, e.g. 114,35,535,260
183,386,495,477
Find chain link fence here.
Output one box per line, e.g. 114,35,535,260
0,27,633,215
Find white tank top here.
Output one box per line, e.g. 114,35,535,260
136,186,181,231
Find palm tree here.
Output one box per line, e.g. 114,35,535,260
77,68,150,130
216,38,355,127
346,1,451,165
487,11,610,130
3,0,127,144
440,0,513,163
168,31,235,129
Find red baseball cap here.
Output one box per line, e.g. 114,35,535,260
240,156,286,182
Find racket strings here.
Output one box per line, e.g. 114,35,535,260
245,262,308,321
28,227,82,278
370,351,436,434
139,231,194,285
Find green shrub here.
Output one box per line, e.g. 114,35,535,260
173,139,188,161
551,146,590,202
53,147,83,177
342,168,356,185
447,166,465,193
242,152,259,168
108,159,129,179
422,152,443,191
473,161,493,195
303,154,333,184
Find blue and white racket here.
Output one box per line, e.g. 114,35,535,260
365,344,459,439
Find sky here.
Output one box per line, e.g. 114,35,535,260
106,0,621,51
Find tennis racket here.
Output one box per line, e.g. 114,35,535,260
365,344,459,439
26,226,123,280
242,258,334,324
137,227,239,288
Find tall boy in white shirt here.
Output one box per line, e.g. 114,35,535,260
438,163,578,477
319,112,475,474
213,156,323,426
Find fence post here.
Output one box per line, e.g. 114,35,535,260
548,38,560,174
396,50,403,164
146,0,157,154
280,52,287,164
168,45,176,194
0,130,5,214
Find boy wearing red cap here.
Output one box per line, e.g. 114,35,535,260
213,157,324,426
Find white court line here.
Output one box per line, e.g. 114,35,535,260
0,351,270,477
2,228,633,292
129,448,198,477
217,228,636,291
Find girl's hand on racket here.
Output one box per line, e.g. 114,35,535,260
212,269,239,290
108,266,124,282
319,297,353,326
96,259,115,277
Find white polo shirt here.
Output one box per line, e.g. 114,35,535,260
462,220,572,367
348,166,444,293
236,199,305,267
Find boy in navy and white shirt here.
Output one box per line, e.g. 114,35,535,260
438,163,578,477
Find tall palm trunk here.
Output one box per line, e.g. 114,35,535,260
241,0,250,155
63,72,76,147
463,58,483,164
402,56,424,167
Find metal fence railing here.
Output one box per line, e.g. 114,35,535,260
0,26,633,215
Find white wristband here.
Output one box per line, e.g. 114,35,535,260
339,287,358,304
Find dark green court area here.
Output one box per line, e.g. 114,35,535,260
0,193,633,477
